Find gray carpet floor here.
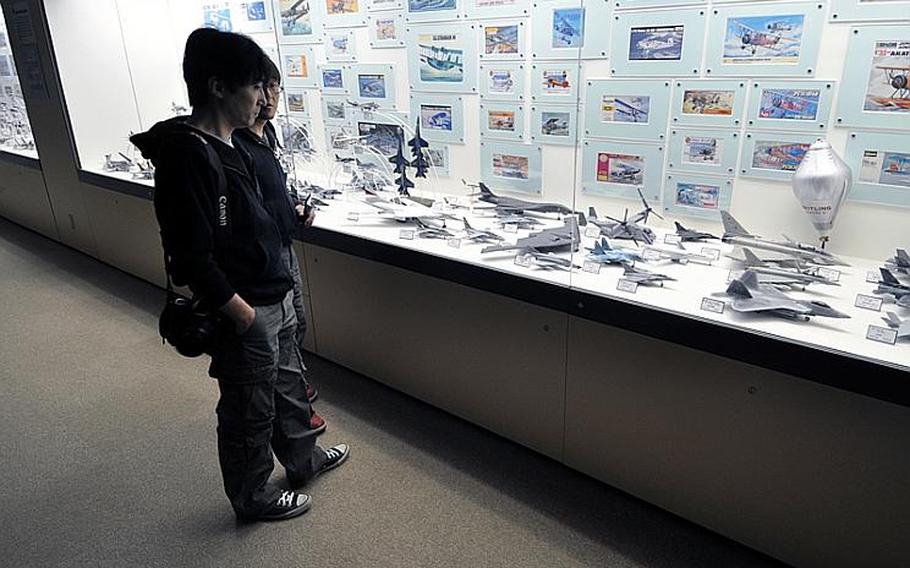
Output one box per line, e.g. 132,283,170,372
0,217,787,568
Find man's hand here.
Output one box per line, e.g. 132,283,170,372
296,204,316,228
220,294,256,334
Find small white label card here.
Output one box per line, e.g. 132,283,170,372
866,325,898,345
582,260,601,274
585,225,602,239
701,247,721,262
866,271,881,283
514,253,532,267
447,237,462,249
700,297,726,314
642,248,662,262
663,233,682,245
346,211,360,222
616,279,639,293
815,267,841,282
855,294,884,312
503,223,518,234
399,229,415,240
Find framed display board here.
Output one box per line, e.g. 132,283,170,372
479,62,526,100
739,130,817,181
835,26,910,131
530,0,611,60
405,0,463,23
410,93,467,144
530,63,580,104
232,1,275,34
583,79,671,141
670,79,747,128
610,7,707,77
284,87,313,117
325,29,358,61
368,13,407,48
276,0,325,44
667,128,740,176
662,173,734,220
322,95,352,124
529,104,579,146
480,141,543,194
704,2,826,77
581,139,664,200
408,23,479,93
427,145,451,176
349,63,397,107
844,131,910,208
830,0,910,23
479,20,526,61
463,0,530,20
479,101,526,141
317,65,350,94
281,45,319,88
323,0,368,28
746,80,833,131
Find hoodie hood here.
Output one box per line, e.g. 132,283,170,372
130,116,191,167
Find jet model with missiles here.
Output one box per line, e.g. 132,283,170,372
738,248,840,288
721,211,849,266
722,270,850,322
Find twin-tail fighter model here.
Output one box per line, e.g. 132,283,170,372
739,248,840,288
466,180,574,217
722,270,850,322
674,221,717,242
881,312,910,340
721,211,848,266
461,218,504,244
874,268,910,304
587,187,662,245
481,214,582,254
885,248,910,275
621,264,676,287
414,219,455,240
586,238,643,265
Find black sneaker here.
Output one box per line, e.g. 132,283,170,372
316,444,350,477
239,491,312,522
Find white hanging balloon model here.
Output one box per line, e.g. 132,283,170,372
791,139,852,249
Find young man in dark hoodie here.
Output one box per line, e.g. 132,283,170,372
230,56,323,429
132,28,348,522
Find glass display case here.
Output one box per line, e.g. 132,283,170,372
45,0,910,375
0,10,37,159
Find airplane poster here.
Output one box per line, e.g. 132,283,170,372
326,100,347,119
420,104,454,131
628,25,684,61
427,146,449,175
375,17,398,40
541,111,570,137
682,90,734,116
326,0,359,15
596,152,644,185
751,140,810,172
723,14,804,65
542,69,572,95
492,153,530,179
322,69,345,89
358,74,387,98
488,110,516,131
552,8,584,49
357,121,402,155
758,88,819,121
863,40,910,114
675,182,719,209
285,54,310,79
280,0,314,36
683,136,722,165
601,95,650,123
288,93,309,113
203,3,232,32
859,150,910,188
409,0,457,13
418,34,465,83
488,69,516,95
484,25,520,55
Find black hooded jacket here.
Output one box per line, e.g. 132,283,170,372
131,117,292,308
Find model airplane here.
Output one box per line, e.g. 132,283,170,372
643,242,715,265
361,192,454,224
409,122,431,178
103,152,134,173
389,133,409,174
621,264,675,287
885,249,910,275
467,181,573,216
517,248,577,271
345,99,381,112
586,238,643,265
494,214,543,230
721,211,849,266
481,215,581,254
882,312,910,340
414,219,454,239
461,218,504,244
674,221,717,242
723,270,850,322
739,248,840,287
874,268,910,304
131,160,155,180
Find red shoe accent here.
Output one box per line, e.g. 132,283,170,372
306,384,318,403
309,412,327,435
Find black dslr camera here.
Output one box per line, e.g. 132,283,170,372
159,291,222,358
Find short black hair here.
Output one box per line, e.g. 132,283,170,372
263,54,281,85
183,28,266,108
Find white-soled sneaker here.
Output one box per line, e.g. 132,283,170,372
240,490,312,522
316,444,350,477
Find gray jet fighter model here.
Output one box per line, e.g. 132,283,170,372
740,248,840,287
721,211,849,266
882,312,910,340
414,219,455,239
723,270,850,322
467,180,574,216
621,264,676,287
674,221,717,242
481,214,582,254
462,218,504,244
643,242,715,265
517,248,577,271
874,268,910,303
885,249,910,275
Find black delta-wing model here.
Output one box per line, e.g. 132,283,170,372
469,181,574,216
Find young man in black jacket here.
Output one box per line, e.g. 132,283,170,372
132,28,348,522
231,56,324,433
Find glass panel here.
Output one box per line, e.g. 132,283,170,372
0,10,38,159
